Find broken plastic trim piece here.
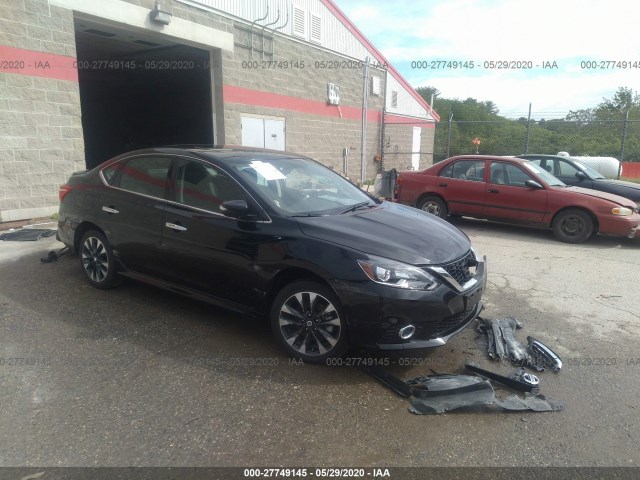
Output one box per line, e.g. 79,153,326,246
528,336,562,372
465,363,540,393
408,374,563,414
361,366,563,414
360,365,412,397
477,317,530,364
408,374,495,414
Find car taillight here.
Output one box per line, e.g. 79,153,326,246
59,184,73,202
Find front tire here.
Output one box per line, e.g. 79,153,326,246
417,195,448,218
552,209,594,243
270,281,348,364
79,230,123,288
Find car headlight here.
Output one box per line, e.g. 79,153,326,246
357,256,439,290
612,207,633,216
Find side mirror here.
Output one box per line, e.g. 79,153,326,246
220,199,249,218
575,171,587,180
525,180,544,189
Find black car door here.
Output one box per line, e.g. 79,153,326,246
158,157,272,311
97,155,171,275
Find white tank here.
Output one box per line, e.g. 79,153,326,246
556,152,620,179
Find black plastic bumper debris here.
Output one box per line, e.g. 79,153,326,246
408,373,563,415
477,316,530,363
361,366,564,415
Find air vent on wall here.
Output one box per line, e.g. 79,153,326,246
292,7,306,38
310,14,321,44
133,40,160,47
84,29,116,37
371,76,381,96
391,90,398,108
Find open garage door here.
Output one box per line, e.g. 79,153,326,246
74,17,215,169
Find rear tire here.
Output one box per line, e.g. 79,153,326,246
79,230,123,289
417,195,448,218
270,281,348,364
552,209,593,243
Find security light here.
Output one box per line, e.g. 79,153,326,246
151,2,172,25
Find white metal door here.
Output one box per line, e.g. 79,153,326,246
411,126,421,170
241,117,264,148
264,119,285,151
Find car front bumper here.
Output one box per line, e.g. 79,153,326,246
597,213,640,238
333,256,487,350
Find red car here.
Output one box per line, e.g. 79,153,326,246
395,155,640,243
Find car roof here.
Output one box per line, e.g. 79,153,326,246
440,155,528,164
103,145,311,164
518,154,577,162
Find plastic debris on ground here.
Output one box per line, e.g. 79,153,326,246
476,316,562,372
361,366,564,415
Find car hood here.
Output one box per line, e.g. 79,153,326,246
295,201,471,265
561,186,636,206
595,179,640,197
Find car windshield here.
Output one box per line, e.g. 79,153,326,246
523,161,566,186
573,161,605,179
226,155,376,216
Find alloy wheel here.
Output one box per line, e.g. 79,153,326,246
81,236,109,283
278,291,342,356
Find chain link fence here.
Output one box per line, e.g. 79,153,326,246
433,118,640,165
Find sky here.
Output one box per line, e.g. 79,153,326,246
335,0,640,119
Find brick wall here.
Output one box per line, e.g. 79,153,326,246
0,0,83,222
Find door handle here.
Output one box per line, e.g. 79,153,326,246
488,189,499,194
165,222,187,232
101,206,119,214
438,183,448,187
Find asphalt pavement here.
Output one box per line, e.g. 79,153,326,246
0,219,639,468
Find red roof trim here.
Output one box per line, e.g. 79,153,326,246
319,0,440,122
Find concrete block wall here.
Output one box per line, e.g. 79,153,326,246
0,0,436,222
0,0,83,222
383,122,436,172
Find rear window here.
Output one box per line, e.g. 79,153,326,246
101,163,121,186
106,157,172,198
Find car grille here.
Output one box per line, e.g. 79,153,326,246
428,308,474,339
440,250,475,286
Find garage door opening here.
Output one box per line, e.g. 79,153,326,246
75,17,215,169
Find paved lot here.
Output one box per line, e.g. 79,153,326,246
0,219,639,467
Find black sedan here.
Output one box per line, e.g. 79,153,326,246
518,154,640,208
57,147,486,363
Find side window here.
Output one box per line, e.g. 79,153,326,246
557,160,580,177
176,160,246,213
440,163,454,178
527,158,552,172
448,160,485,182
503,164,533,187
101,162,122,186
117,157,172,198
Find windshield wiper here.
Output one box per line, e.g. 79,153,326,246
339,201,374,214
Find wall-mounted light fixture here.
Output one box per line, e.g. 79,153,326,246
150,2,172,25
